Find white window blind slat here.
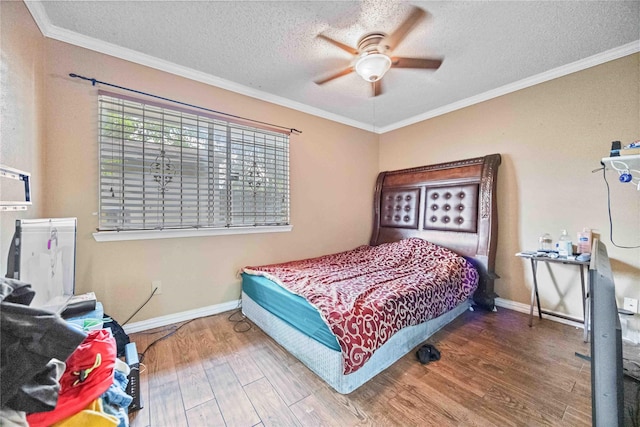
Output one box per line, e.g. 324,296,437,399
98,94,290,231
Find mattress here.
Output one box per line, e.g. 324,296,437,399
241,272,340,350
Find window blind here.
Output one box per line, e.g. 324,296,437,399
98,93,289,232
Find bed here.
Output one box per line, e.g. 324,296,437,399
241,153,501,394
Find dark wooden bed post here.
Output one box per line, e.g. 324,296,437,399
470,153,501,310
370,153,502,311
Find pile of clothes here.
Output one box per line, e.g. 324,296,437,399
1,278,133,427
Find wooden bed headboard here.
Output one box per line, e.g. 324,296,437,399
370,154,501,310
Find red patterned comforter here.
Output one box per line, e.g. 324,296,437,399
243,238,478,374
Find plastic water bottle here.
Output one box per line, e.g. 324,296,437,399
557,230,573,257
577,228,592,254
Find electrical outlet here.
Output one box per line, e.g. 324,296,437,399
152,280,162,295
624,297,638,313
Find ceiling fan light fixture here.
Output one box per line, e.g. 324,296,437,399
355,53,392,82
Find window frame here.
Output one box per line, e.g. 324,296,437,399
93,91,292,242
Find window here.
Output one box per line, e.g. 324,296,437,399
97,92,289,234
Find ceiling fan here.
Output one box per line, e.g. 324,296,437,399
314,6,442,96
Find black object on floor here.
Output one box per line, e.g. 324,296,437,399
125,342,143,412
416,343,441,364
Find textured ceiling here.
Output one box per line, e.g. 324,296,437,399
27,0,640,133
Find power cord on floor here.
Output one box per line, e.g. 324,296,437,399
138,319,195,364
228,292,252,332
132,292,251,364
228,308,252,333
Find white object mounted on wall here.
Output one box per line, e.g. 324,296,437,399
601,154,640,190
0,164,32,211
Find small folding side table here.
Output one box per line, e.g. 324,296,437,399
516,252,590,342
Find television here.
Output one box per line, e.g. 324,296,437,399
5,217,77,313
590,238,624,426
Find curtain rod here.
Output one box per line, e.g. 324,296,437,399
69,73,302,135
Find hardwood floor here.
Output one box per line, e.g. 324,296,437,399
128,307,592,427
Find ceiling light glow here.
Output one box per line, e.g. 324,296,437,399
355,53,392,82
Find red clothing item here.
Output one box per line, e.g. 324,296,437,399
27,329,117,427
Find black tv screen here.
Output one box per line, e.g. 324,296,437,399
590,239,624,426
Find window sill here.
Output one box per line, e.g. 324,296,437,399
92,225,293,242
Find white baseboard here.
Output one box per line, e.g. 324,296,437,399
122,299,241,334
122,296,583,335
495,297,585,329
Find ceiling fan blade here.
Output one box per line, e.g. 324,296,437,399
391,57,442,69
382,7,427,51
372,80,383,97
316,34,358,55
314,67,355,85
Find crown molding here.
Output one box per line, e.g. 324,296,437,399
23,1,373,133
24,2,639,136
24,1,51,31
378,40,640,134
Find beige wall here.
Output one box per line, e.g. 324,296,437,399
0,1,46,269
380,54,640,319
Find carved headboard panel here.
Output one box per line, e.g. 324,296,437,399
370,154,501,310
380,188,421,229
424,183,479,233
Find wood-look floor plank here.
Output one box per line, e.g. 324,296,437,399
243,377,302,427
148,379,189,427
259,331,301,367
185,399,226,427
562,404,592,426
352,361,472,426
314,384,376,425
564,380,593,420
223,320,265,386
289,391,364,426
480,383,564,426
433,341,585,423
438,324,580,393
205,362,260,427
250,345,310,406
461,311,589,368
416,354,488,398
347,364,407,424
170,322,215,410
432,334,579,401
411,368,501,426
425,352,566,425
191,316,234,370
386,390,459,426
284,360,329,395
226,346,265,386
462,331,584,377
456,324,587,377
143,330,189,427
